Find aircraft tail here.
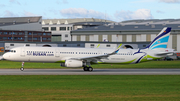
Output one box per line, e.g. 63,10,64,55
146,27,171,51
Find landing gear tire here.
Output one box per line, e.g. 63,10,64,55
83,66,89,71
83,66,93,72
20,67,24,71
89,67,93,72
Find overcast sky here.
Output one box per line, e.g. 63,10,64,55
1,0,180,22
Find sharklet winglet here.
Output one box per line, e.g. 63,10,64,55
115,44,122,53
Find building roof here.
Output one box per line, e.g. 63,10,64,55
72,23,180,32
0,16,42,26
121,19,180,25
42,18,114,25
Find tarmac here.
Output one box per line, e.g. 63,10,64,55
0,69,180,75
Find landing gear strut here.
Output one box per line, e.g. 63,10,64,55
20,62,24,71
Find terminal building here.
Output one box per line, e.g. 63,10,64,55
0,16,51,42
42,18,114,42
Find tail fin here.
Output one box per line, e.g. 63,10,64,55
146,27,171,51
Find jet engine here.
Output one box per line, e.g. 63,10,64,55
61,60,83,68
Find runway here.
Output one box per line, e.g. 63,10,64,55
0,69,180,75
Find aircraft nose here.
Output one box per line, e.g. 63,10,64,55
3,53,9,60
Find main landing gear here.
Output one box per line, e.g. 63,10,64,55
83,62,93,72
83,66,93,72
20,62,24,71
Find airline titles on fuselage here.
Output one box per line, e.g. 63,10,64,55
27,51,54,56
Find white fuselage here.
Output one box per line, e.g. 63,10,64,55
3,47,162,64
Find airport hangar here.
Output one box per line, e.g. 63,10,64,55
42,18,180,51
70,19,180,52
0,16,180,54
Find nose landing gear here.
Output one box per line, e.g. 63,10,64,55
20,62,24,71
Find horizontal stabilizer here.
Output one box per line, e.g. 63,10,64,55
155,52,173,56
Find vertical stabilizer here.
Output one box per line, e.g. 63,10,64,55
146,27,171,51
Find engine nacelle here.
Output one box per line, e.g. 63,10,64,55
61,60,83,68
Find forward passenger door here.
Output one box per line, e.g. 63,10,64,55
55,49,60,57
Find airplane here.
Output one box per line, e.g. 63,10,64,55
2,27,172,72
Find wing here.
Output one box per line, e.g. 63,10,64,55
70,44,122,62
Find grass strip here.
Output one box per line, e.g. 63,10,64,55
0,75,180,101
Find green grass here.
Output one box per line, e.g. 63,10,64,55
0,75,180,101
0,60,180,69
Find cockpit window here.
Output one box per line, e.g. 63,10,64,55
9,50,16,53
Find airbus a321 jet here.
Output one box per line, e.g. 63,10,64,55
3,27,172,72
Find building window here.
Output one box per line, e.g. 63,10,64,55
51,27,56,31
14,37,18,40
65,34,68,37
19,32,23,35
33,38,38,40
9,32,12,35
3,37,7,40
3,32,8,35
0,32,2,35
18,37,23,40
47,33,51,35
13,32,18,35
106,45,111,47
43,38,47,40
77,44,80,47
43,33,46,35
0,37,2,39
10,44,14,46
28,38,32,40
67,27,70,31
42,27,49,31
8,37,12,40
33,33,37,35
28,32,32,35
60,27,66,31
26,44,30,46
47,38,51,40
63,44,67,47
38,33,42,36
143,45,146,47
65,40,68,42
